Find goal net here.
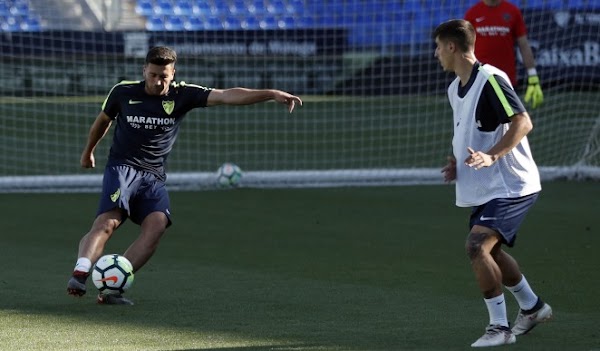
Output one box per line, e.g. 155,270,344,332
0,0,598,192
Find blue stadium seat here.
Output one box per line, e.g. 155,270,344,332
295,16,315,29
173,0,194,16
135,0,154,16
433,2,464,19
387,21,412,46
524,0,545,9
153,0,173,16
316,13,337,28
340,0,361,15
145,15,165,31
357,1,381,19
20,16,41,31
10,0,29,16
412,10,435,30
305,1,325,16
247,0,267,15
277,15,296,29
211,1,230,15
402,0,424,14
349,25,386,47
267,0,286,15
228,0,246,15
222,15,241,30
241,16,259,29
259,16,277,29
545,0,566,9
285,0,304,15
1,16,21,31
165,16,185,31
184,16,204,30
567,0,584,8
203,15,224,30
508,0,524,7
590,0,600,8
0,2,10,17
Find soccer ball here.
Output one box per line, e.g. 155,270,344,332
216,162,243,188
92,254,134,295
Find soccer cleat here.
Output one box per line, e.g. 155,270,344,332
512,301,553,336
67,271,89,297
97,293,134,305
471,325,516,348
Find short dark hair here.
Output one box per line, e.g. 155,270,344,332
432,19,475,53
145,46,177,66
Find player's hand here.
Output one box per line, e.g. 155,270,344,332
441,156,457,182
465,147,495,170
524,75,544,109
81,153,95,168
273,91,302,113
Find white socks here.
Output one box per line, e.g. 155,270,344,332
484,294,509,327
506,275,539,311
482,275,539,327
74,257,92,273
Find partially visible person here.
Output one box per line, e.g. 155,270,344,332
433,19,552,347
465,0,544,108
67,46,302,305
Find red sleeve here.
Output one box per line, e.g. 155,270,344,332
512,5,527,39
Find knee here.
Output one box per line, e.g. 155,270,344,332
92,218,120,236
465,233,488,261
465,232,501,261
465,237,482,261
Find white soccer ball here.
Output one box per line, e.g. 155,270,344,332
92,254,134,295
216,162,243,188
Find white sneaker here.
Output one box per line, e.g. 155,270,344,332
512,302,553,335
471,325,516,348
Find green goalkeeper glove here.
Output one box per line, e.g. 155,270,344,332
524,74,544,109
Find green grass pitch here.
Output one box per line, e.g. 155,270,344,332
0,181,598,350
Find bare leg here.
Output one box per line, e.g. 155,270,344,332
494,249,523,287
68,209,123,297
78,208,124,264
123,211,168,272
466,225,504,298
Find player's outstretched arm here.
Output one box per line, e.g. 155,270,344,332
207,88,302,113
81,111,112,168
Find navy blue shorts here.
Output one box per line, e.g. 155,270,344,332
469,192,539,247
97,165,172,227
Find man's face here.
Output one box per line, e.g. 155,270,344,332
143,63,175,96
434,37,454,72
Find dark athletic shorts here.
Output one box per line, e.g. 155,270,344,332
97,165,172,227
469,192,539,247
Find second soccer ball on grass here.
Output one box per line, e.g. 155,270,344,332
216,162,243,188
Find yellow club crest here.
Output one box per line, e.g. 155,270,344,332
110,188,120,203
162,100,175,115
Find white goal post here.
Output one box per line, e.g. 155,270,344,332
0,1,598,192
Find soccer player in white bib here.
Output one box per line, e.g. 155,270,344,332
433,20,552,347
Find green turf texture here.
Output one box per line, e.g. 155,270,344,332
1,181,598,350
